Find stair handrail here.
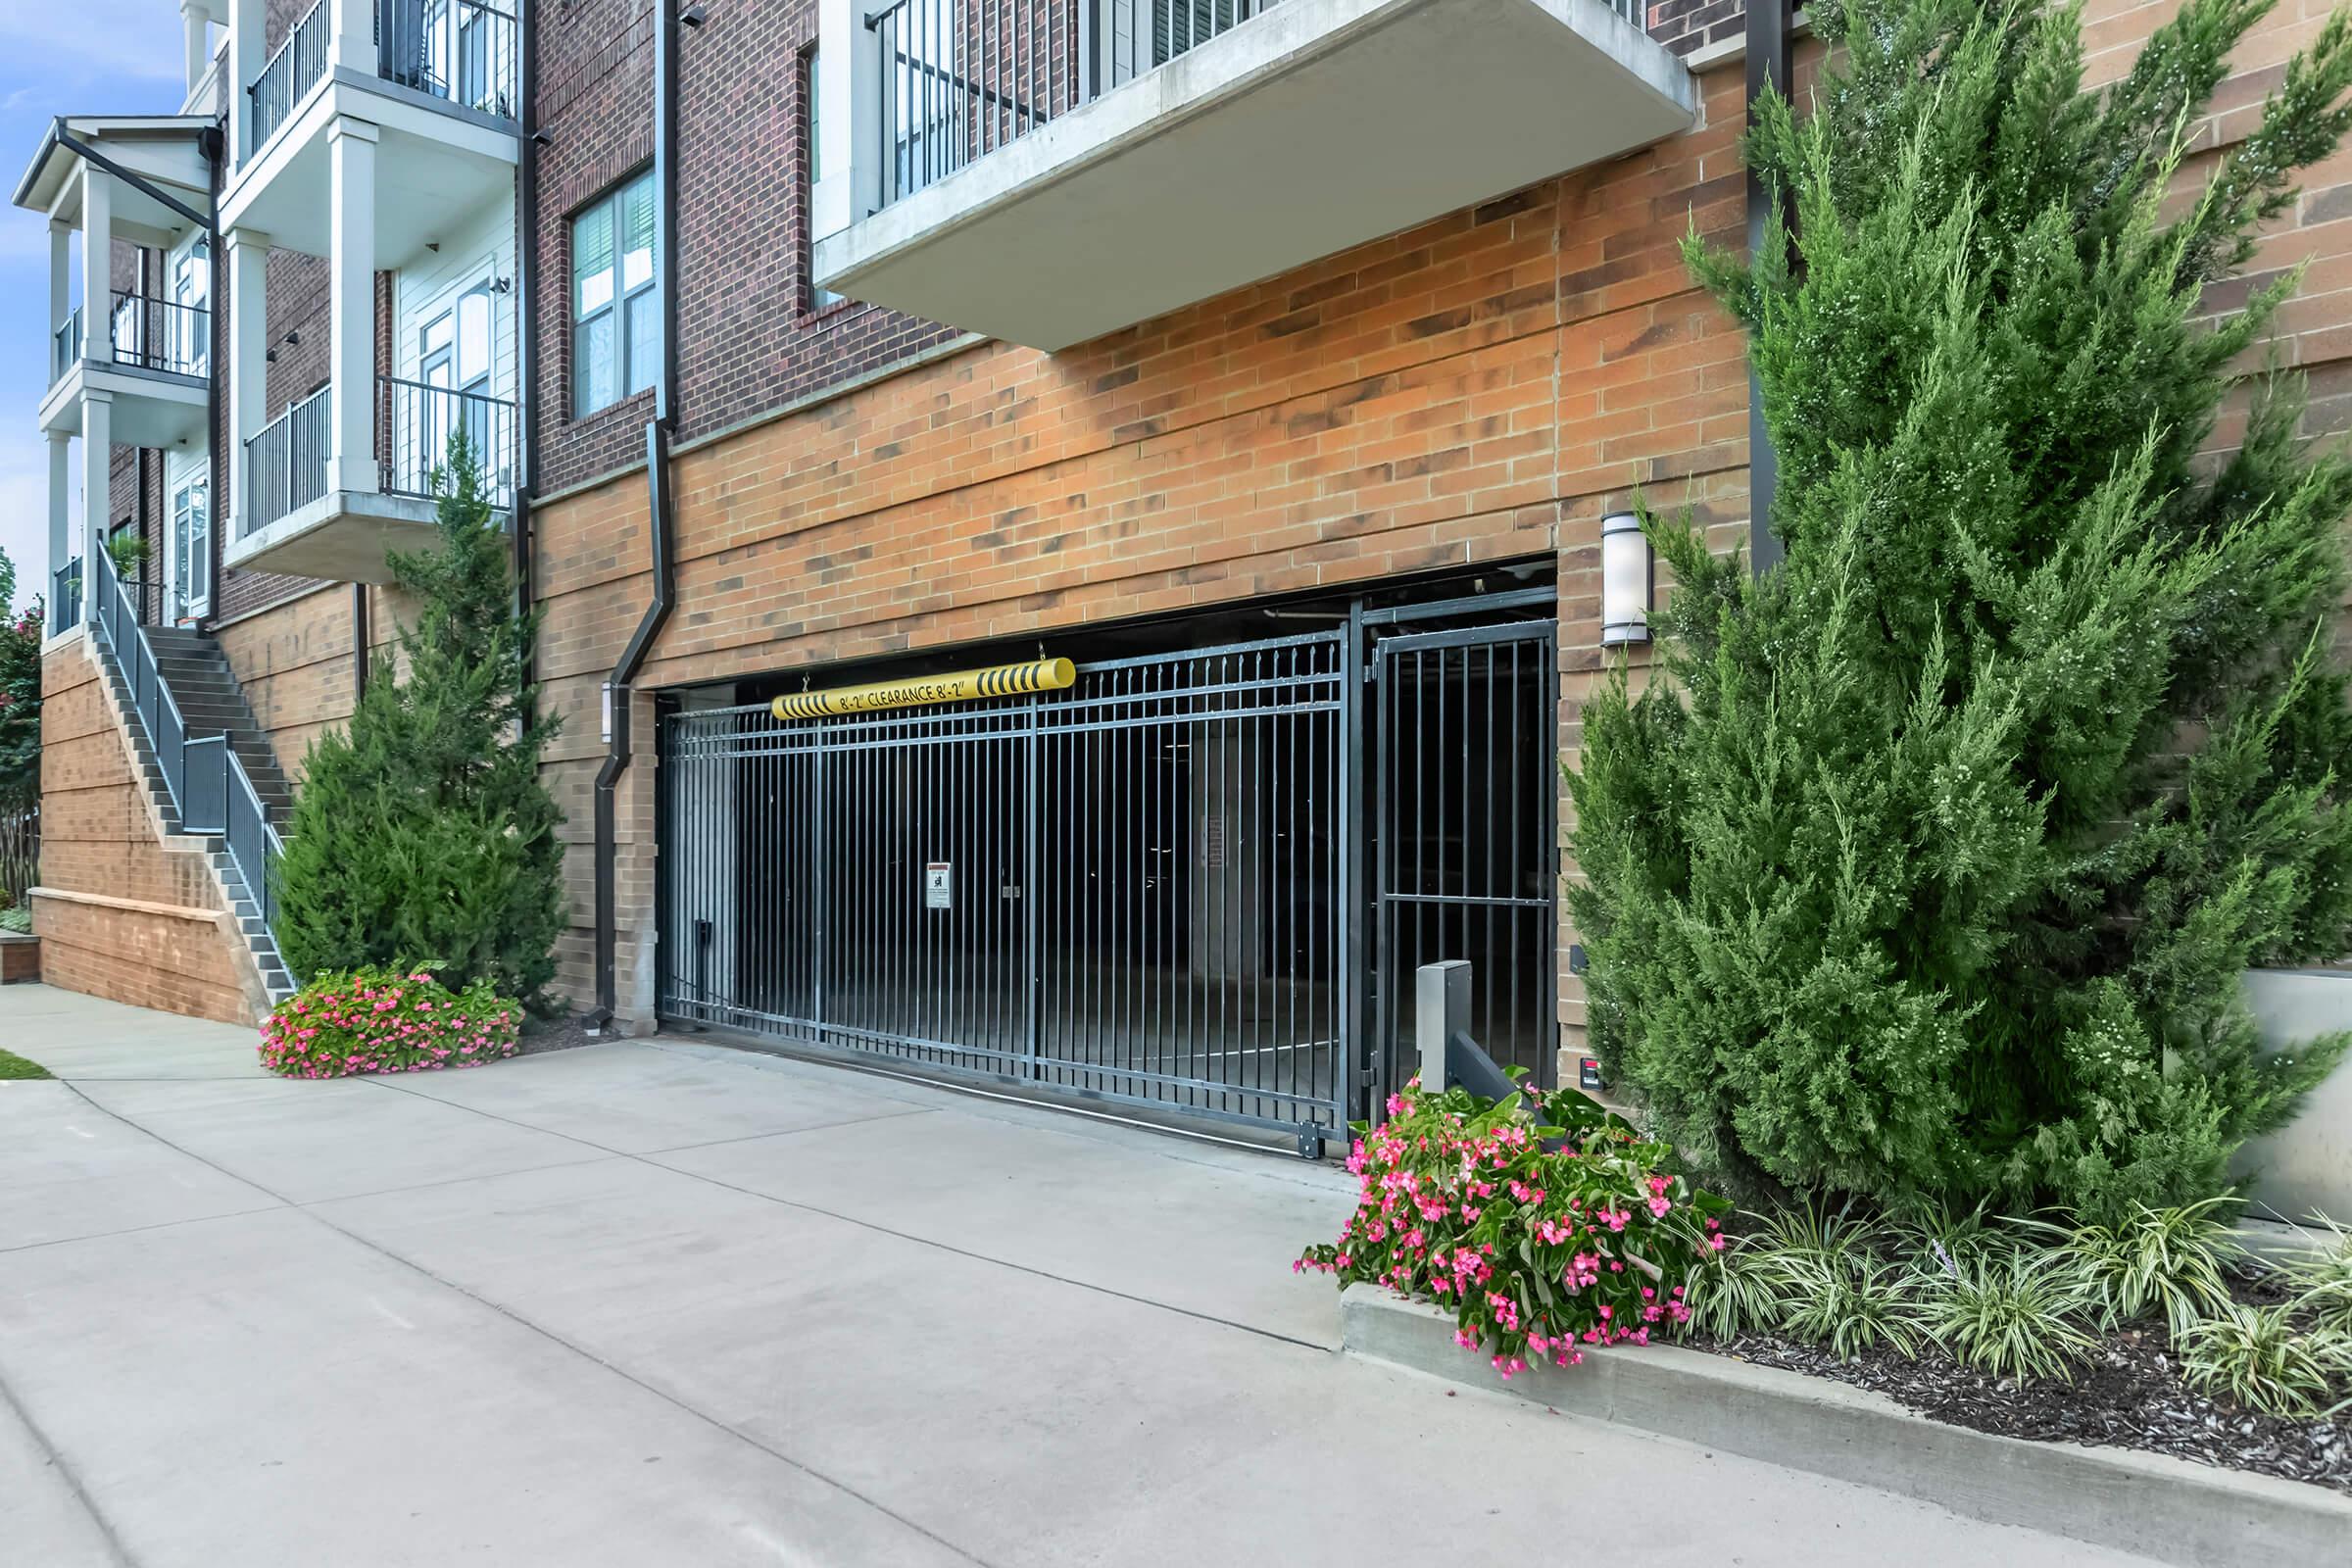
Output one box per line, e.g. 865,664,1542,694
86,546,286,937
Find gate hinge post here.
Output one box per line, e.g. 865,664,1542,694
1296,1124,1325,1161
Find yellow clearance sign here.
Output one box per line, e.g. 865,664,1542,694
769,658,1076,721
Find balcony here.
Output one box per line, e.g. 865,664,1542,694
814,0,1695,350
226,376,515,583
38,290,213,450
221,0,517,267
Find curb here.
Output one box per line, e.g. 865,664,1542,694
1338,1284,2352,1568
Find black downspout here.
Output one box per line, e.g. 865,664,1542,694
1743,0,1791,574
514,0,539,694
587,0,680,1032
352,582,369,696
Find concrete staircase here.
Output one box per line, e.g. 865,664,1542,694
91,625,299,1007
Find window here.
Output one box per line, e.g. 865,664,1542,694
571,171,656,417
171,240,209,377
806,47,843,313
419,284,498,483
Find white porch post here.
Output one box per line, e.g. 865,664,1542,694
328,0,379,77
79,169,110,369
227,0,266,168
180,0,210,99
225,226,271,534
47,220,70,381
46,431,71,624
325,117,379,498
81,390,112,627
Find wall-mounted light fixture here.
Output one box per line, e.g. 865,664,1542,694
1600,511,1651,647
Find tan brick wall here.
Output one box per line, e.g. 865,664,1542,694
215,586,364,781
31,638,257,1028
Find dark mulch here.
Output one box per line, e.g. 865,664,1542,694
514,1013,604,1057
1690,1313,2350,1494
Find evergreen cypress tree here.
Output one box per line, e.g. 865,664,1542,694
1568,0,2352,1220
273,432,566,1008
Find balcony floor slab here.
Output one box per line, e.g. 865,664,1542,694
815,0,1694,351
38,361,211,449
224,489,443,585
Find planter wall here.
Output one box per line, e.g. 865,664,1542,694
0,931,38,985
2238,968,2352,1221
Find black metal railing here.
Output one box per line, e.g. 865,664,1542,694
247,0,329,162
87,545,284,931
52,308,82,383
243,387,332,536
378,0,518,118
108,291,211,378
379,374,517,507
247,0,518,163
50,559,81,634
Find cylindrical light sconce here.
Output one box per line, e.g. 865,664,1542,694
1600,512,1651,646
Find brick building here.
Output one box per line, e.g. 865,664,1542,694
22,0,2352,1150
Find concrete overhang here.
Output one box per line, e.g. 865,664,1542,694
223,489,443,584
13,116,215,237
219,73,515,266
39,361,211,450
814,0,1694,351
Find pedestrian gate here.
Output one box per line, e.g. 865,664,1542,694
658,602,1559,1148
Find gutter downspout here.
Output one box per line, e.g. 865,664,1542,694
514,0,539,698
587,0,680,1032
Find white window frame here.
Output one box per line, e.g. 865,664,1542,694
570,171,656,418
171,474,209,621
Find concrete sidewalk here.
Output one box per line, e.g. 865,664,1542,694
0,984,2159,1566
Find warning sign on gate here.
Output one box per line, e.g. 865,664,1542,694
924,862,953,910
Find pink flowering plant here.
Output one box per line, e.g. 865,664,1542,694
259,964,521,1078
1298,1076,1731,1378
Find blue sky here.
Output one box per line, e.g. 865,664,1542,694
0,3,186,619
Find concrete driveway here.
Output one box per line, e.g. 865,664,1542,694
0,983,2157,1568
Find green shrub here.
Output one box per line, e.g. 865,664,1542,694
1917,1247,2097,1384
2177,1304,2350,1418
1565,0,2352,1223
2030,1199,2243,1339
259,964,521,1078
1780,1251,1925,1360
1298,1078,1731,1377
2278,1213,2352,1336
271,432,565,1008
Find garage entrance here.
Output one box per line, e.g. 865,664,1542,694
656,585,1555,1149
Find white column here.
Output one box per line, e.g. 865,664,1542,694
46,432,72,617
81,391,112,626
47,220,70,379
79,169,110,368
326,118,379,497
180,0,209,100
226,226,271,533
328,0,378,77
227,0,266,167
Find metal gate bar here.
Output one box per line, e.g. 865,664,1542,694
660,628,1350,1141
1371,616,1558,1100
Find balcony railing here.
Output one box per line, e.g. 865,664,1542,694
51,308,82,384
50,558,81,635
242,387,332,535
245,0,518,167
868,0,1649,208
379,375,516,508
108,291,211,378
378,0,518,119
247,0,329,161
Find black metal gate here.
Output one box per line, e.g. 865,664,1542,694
659,592,1560,1149
1370,610,1559,1099
659,630,1354,1146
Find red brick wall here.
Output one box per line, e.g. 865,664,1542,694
531,0,955,499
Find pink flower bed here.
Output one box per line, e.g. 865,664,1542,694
1298,1079,1730,1378
260,965,522,1078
